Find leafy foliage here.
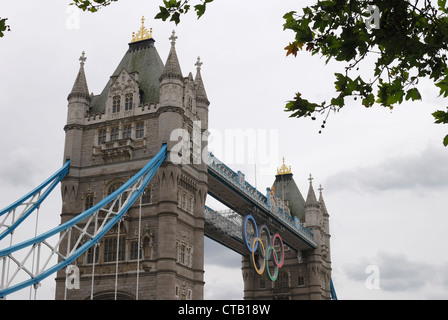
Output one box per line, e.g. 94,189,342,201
70,0,214,24
283,0,448,146
0,17,10,37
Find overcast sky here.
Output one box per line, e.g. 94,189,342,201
1,0,448,300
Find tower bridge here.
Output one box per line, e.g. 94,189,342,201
0,18,336,300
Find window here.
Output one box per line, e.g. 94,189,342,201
86,246,98,264
107,181,124,211
130,241,141,260
103,237,126,262
142,187,151,204
275,272,289,289
113,96,121,113
123,125,132,139
110,127,119,141
298,276,305,286
180,245,185,264
98,129,107,145
187,96,193,111
84,194,94,210
107,181,123,196
125,93,133,111
176,241,193,267
136,123,145,139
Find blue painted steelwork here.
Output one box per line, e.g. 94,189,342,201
0,160,70,241
207,153,317,249
330,278,338,300
0,145,166,298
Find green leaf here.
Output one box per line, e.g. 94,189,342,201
0,18,9,37
331,96,344,108
436,77,448,98
285,93,320,118
405,88,422,101
433,109,448,124
194,4,206,18
362,93,375,108
444,134,448,146
170,11,181,25
155,6,170,21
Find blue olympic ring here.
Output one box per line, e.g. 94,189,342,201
243,215,285,281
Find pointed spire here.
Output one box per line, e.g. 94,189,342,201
194,57,209,105
305,174,319,208
68,51,90,100
318,185,329,216
160,30,183,81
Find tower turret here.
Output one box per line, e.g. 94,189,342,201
304,174,321,228
194,57,210,128
64,52,90,166
159,31,184,109
66,51,90,125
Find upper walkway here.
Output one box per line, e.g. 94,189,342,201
205,153,317,252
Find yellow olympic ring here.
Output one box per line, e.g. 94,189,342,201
252,237,265,275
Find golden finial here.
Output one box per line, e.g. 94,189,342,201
131,16,153,43
277,157,292,175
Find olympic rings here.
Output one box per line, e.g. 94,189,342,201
244,215,285,281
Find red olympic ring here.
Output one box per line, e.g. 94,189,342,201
244,215,285,281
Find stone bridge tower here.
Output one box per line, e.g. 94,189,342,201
55,19,209,300
242,161,332,300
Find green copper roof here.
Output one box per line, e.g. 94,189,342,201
90,39,165,113
272,173,306,221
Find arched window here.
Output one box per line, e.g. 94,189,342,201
84,194,94,210
98,129,107,145
113,96,121,113
106,180,124,211
125,93,133,111
136,122,145,139
107,181,123,196
123,125,132,139
110,127,119,141
130,241,141,260
142,186,151,204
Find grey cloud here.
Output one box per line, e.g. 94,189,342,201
325,143,448,192
204,237,242,269
343,251,442,293
0,148,41,188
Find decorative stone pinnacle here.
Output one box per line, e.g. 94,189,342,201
277,157,292,175
131,16,153,43
195,57,203,71
170,30,178,45
308,174,314,184
79,51,87,66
